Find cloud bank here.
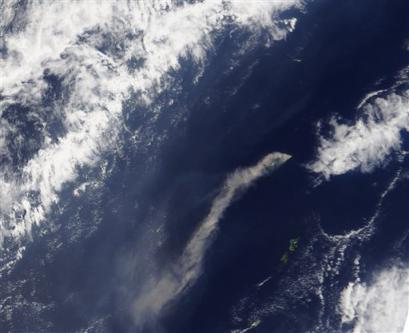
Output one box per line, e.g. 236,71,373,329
308,91,409,179
0,0,302,257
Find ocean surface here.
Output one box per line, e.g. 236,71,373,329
0,0,408,332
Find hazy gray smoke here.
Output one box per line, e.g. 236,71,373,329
132,152,291,324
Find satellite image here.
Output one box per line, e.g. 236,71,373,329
0,0,408,332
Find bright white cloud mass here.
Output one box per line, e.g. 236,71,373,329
308,91,409,179
0,0,302,255
339,265,409,333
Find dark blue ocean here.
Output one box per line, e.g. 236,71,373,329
0,0,408,332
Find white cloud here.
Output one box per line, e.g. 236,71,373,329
0,0,301,263
308,91,409,179
132,152,291,324
339,265,409,333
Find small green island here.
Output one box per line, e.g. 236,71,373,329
280,237,300,264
